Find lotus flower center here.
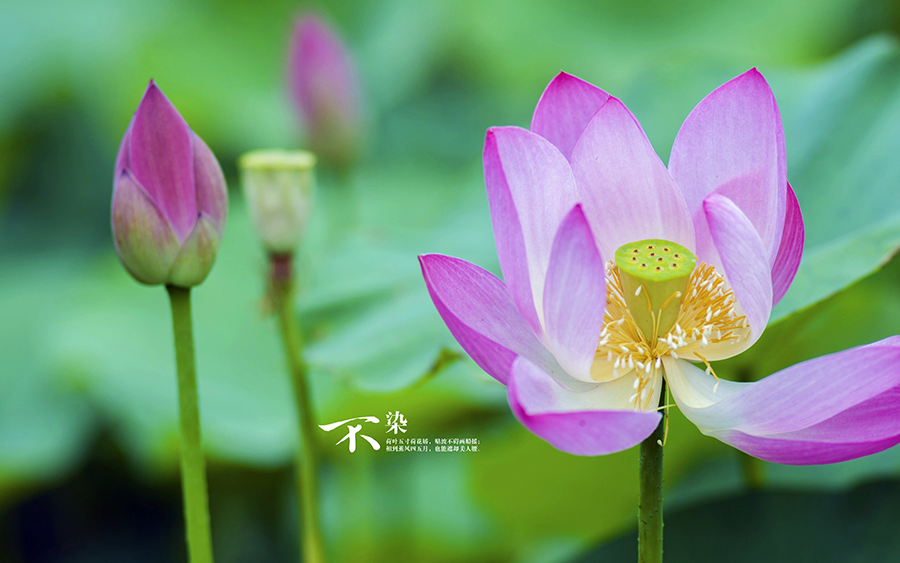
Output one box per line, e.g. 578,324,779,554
591,239,750,410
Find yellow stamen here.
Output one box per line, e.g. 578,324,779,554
593,260,749,411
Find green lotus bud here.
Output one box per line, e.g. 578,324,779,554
239,149,316,254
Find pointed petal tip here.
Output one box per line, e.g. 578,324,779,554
142,79,165,102
129,78,196,240
485,125,511,139
731,67,774,93
136,79,179,118
549,70,580,85
531,72,612,161
418,253,438,273
546,70,600,88
420,254,553,385
542,203,606,380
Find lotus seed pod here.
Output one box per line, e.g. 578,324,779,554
239,149,316,254
614,239,697,341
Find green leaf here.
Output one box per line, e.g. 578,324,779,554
0,259,94,495
772,35,900,322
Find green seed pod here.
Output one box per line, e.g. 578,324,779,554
239,149,316,254
614,239,697,341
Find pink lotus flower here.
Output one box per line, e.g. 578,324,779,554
112,81,228,288
288,14,361,170
420,70,900,463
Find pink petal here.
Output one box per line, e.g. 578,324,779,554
669,69,787,263
703,193,772,345
129,81,197,241
419,254,558,384
167,214,221,288
666,337,900,463
483,127,582,338
111,170,180,285
192,133,228,234
114,118,133,177
714,386,900,465
508,357,661,456
542,205,606,381
771,182,804,306
570,97,694,260
530,72,611,161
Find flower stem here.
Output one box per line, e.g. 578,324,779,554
638,381,666,563
166,285,215,563
270,254,326,563
739,451,766,490
736,367,765,490
323,165,357,238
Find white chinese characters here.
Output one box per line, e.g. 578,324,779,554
385,411,407,435
318,416,381,453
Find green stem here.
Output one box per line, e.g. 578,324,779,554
739,451,766,490
166,285,214,563
323,165,357,238
270,255,326,563
736,367,765,490
638,381,665,563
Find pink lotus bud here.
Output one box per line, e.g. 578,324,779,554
112,81,228,288
288,14,361,170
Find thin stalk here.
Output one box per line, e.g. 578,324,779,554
323,164,357,238
166,285,214,563
638,381,666,563
736,367,765,490
270,255,326,563
739,451,766,490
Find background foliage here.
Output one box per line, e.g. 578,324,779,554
2,0,900,561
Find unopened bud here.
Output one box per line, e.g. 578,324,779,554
111,80,228,288
288,15,361,170
239,149,316,254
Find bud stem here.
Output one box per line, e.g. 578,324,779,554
166,285,215,563
270,254,327,563
638,380,666,563
322,165,357,238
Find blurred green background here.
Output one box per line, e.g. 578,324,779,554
4,0,900,561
